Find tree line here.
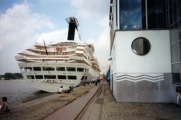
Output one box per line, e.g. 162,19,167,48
0,73,23,80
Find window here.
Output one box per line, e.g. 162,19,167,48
85,69,89,73
171,42,180,63
33,67,41,71
179,19,181,28
27,75,34,79
169,0,172,7
43,67,55,71
131,38,150,55
120,0,146,30
173,3,177,23
44,75,56,79
57,67,65,71
25,67,32,71
58,75,66,79
178,0,181,19
170,29,181,84
169,7,173,26
68,76,77,80
119,0,167,30
166,0,168,8
35,75,43,79
81,76,85,80
77,68,84,72
167,0,180,27
170,29,179,44
172,63,181,83
113,0,118,31
147,0,166,29
85,76,87,80
20,67,24,71
67,67,76,71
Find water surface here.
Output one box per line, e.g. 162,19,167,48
0,80,54,107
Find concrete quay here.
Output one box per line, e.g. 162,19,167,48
100,82,181,120
78,81,181,120
45,81,181,120
44,81,103,120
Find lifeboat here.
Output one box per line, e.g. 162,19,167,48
90,59,95,64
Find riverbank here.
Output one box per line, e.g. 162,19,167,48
0,79,24,80
0,83,96,120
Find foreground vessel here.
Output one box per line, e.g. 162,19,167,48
15,17,100,92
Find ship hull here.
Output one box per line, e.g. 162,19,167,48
18,62,99,92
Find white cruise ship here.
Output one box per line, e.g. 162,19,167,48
15,17,100,92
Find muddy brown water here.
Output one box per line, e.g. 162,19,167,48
0,80,54,107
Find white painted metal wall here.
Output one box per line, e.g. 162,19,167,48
113,30,171,74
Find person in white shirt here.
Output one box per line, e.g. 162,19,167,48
0,97,10,116
93,78,95,84
59,86,64,94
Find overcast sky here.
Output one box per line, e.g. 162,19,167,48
0,0,110,75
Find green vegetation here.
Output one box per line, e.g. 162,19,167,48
0,75,4,80
0,75,4,77
3,73,23,80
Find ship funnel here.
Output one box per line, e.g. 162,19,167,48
66,17,80,41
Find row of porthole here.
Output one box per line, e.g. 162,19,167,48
27,75,89,81
22,67,87,72
27,75,77,80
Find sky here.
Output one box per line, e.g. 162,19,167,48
0,0,110,75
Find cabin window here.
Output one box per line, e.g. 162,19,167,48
58,75,66,79
43,67,55,71
27,75,34,79
33,67,41,71
85,76,87,80
44,75,56,79
77,68,84,72
68,76,77,80
85,69,89,73
57,67,65,71
20,67,24,71
35,75,43,79
81,76,85,80
67,67,76,71
25,67,32,71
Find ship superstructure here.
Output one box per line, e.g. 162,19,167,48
15,17,100,92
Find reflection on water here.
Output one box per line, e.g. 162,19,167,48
0,80,54,107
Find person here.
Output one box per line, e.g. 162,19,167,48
108,78,110,85
58,86,64,94
97,77,100,85
0,97,10,116
92,78,95,84
95,79,97,86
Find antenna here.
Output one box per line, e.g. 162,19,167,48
43,39,48,55
66,17,79,27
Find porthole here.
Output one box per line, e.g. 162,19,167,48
131,38,150,55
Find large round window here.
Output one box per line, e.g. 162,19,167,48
131,38,150,55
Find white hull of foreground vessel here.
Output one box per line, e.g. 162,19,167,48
19,62,99,92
